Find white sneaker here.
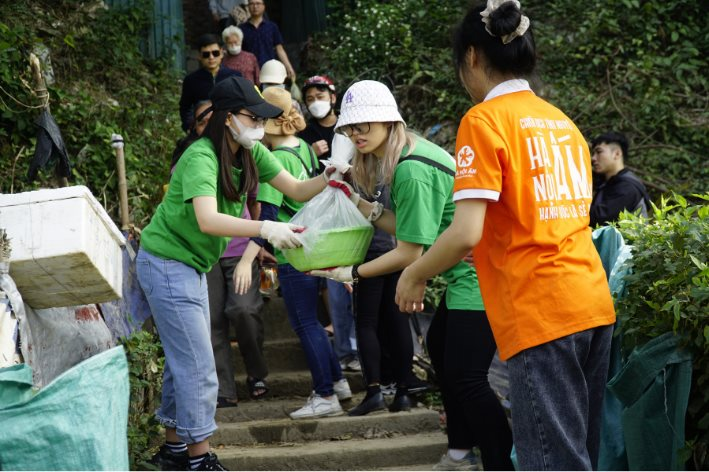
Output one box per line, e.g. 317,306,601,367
432,452,479,471
289,393,344,419
346,358,361,372
333,378,352,401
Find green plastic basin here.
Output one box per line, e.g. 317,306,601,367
282,226,374,272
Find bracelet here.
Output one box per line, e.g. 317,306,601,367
367,202,384,222
351,264,361,284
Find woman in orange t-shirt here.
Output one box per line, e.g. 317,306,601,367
395,1,616,470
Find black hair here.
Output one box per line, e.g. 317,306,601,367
197,33,221,49
201,109,258,202
169,100,213,170
453,1,536,77
591,131,630,162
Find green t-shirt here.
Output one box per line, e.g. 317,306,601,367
141,138,284,272
391,137,484,311
257,138,317,265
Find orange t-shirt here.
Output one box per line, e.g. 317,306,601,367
453,83,615,360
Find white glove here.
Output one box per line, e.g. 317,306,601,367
309,266,353,283
259,221,304,249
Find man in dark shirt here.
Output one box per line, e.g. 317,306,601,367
239,0,295,80
298,75,337,170
589,131,651,227
178,34,241,132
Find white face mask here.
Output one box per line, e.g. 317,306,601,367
307,100,331,119
226,45,241,55
229,115,264,149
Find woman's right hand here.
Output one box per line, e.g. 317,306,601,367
233,259,253,295
259,221,304,249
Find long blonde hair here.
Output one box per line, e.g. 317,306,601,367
351,122,416,195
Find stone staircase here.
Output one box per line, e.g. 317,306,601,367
211,296,448,471
212,295,511,470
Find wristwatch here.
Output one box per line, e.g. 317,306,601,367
351,264,361,284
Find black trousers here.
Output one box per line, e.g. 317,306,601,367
354,270,413,387
426,295,514,471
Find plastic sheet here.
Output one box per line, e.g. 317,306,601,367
0,346,130,470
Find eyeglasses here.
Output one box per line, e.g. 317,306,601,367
339,122,371,137
237,111,266,126
201,49,221,59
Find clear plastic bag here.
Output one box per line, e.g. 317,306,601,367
283,187,373,271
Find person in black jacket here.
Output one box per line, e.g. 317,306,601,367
179,34,241,132
590,131,651,227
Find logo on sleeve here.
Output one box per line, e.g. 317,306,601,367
457,145,475,168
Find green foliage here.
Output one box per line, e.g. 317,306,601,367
615,193,709,469
307,0,471,150
0,0,181,227
120,328,164,471
534,0,708,196
424,274,447,313
309,0,707,194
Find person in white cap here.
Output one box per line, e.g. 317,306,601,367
310,79,513,470
259,59,303,115
259,59,287,90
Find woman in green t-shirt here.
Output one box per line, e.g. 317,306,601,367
137,76,333,471
311,80,513,470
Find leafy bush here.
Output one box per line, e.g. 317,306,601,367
306,0,470,149
615,193,709,469
120,328,164,470
0,0,181,227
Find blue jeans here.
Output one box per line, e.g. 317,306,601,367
507,324,613,470
278,264,342,397
136,249,218,444
326,279,357,361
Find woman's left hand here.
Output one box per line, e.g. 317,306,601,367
233,259,254,295
395,266,427,313
309,266,353,283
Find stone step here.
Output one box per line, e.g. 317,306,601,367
212,404,440,446
228,369,366,402
232,338,309,374
213,431,448,471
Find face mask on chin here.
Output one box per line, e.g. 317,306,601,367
226,45,241,55
228,115,264,150
307,100,331,119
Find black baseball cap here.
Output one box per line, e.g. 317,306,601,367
210,76,283,118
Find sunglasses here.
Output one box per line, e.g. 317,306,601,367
201,49,221,59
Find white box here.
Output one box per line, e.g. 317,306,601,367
0,186,126,308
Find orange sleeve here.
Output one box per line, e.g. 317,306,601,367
453,114,506,201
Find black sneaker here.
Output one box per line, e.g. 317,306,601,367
193,452,228,471
149,445,189,471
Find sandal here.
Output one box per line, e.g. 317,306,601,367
217,396,239,408
247,377,269,400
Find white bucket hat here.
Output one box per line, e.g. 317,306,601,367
335,80,405,132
